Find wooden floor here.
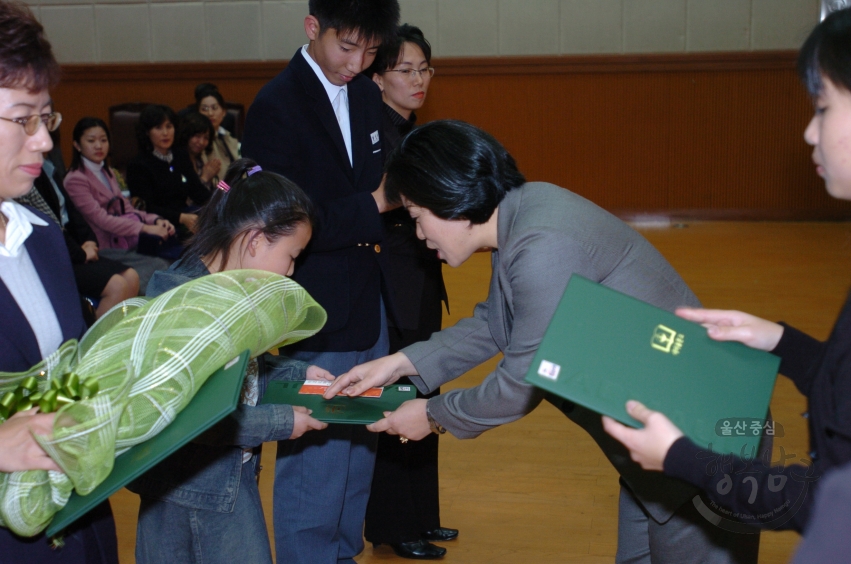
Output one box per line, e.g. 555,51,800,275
108,220,851,563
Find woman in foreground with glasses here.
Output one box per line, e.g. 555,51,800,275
0,2,118,561
363,24,454,561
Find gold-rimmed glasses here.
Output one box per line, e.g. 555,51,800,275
0,112,62,136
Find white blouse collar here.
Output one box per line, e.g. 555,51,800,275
0,199,49,258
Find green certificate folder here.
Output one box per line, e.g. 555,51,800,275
524,275,780,456
261,381,417,424
46,350,250,537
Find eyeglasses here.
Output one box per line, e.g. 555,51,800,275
386,67,435,80
200,104,222,113
0,112,62,136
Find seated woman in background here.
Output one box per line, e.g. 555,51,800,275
0,3,118,561
196,83,240,171
362,23,455,561
17,148,139,319
64,117,172,294
126,104,210,237
176,111,220,192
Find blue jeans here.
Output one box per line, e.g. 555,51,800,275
275,303,389,564
135,455,272,564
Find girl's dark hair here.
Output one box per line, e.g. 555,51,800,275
308,0,399,46
798,7,851,96
68,116,113,176
136,104,177,154
384,120,525,224
185,158,315,268
0,1,59,92
194,83,225,109
366,23,431,77
177,111,215,155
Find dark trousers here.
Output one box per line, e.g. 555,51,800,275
364,288,444,544
0,501,117,564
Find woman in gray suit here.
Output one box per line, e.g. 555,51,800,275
326,120,760,563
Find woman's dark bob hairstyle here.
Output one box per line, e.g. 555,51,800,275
136,104,177,154
0,1,59,92
798,7,851,96
366,23,431,77
384,120,525,224
177,111,215,156
68,116,113,175
185,158,314,268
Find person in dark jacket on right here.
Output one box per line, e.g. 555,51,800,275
604,5,851,539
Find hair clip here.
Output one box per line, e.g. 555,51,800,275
247,165,262,176
217,180,230,192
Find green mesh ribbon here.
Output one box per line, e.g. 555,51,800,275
0,270,326,536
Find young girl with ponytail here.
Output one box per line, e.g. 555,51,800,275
130,159,330,564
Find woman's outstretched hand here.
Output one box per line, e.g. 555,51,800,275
323,352,415,399
675,307,784,351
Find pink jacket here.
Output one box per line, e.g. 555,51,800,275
64,167,161,250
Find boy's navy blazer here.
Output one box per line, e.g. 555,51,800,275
243,48,389,352
0,210,87,372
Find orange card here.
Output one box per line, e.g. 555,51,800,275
298,380,384,398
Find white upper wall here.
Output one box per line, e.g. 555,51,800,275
26,0,820,64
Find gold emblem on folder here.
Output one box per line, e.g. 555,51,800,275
651,325,684,355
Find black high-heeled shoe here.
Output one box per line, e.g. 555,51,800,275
421,527,459,542
373,539,447,559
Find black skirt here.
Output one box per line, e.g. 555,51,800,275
72,256,131,297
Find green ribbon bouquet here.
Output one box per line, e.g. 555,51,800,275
0,270,326,536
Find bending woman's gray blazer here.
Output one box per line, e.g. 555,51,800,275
403,183,758,562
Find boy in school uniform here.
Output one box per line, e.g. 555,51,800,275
242,1,400,562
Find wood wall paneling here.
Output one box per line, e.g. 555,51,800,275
53,52,851,220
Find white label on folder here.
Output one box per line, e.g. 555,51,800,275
224,356,241,370
538,360,561,380
398,386,412,391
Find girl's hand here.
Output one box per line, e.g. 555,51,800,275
141,222,169,240
675,308,784,351
306,365,335,381
0,409,61,472
290,406,327,439
81,240,99,262
602,401,684,472
179,213,198,234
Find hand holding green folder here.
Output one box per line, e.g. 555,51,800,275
525,276,780,456
261,381,417,424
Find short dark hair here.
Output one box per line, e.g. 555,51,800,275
68,116,113,175
309,0,400,46
384,120,526,224
194,83,225,108
185,158,314,268
366,23,431,77
0,1,60,92
798,7,851,96
177,111,215,155
136,104,177,154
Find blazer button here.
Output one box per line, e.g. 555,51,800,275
374,244,381,253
